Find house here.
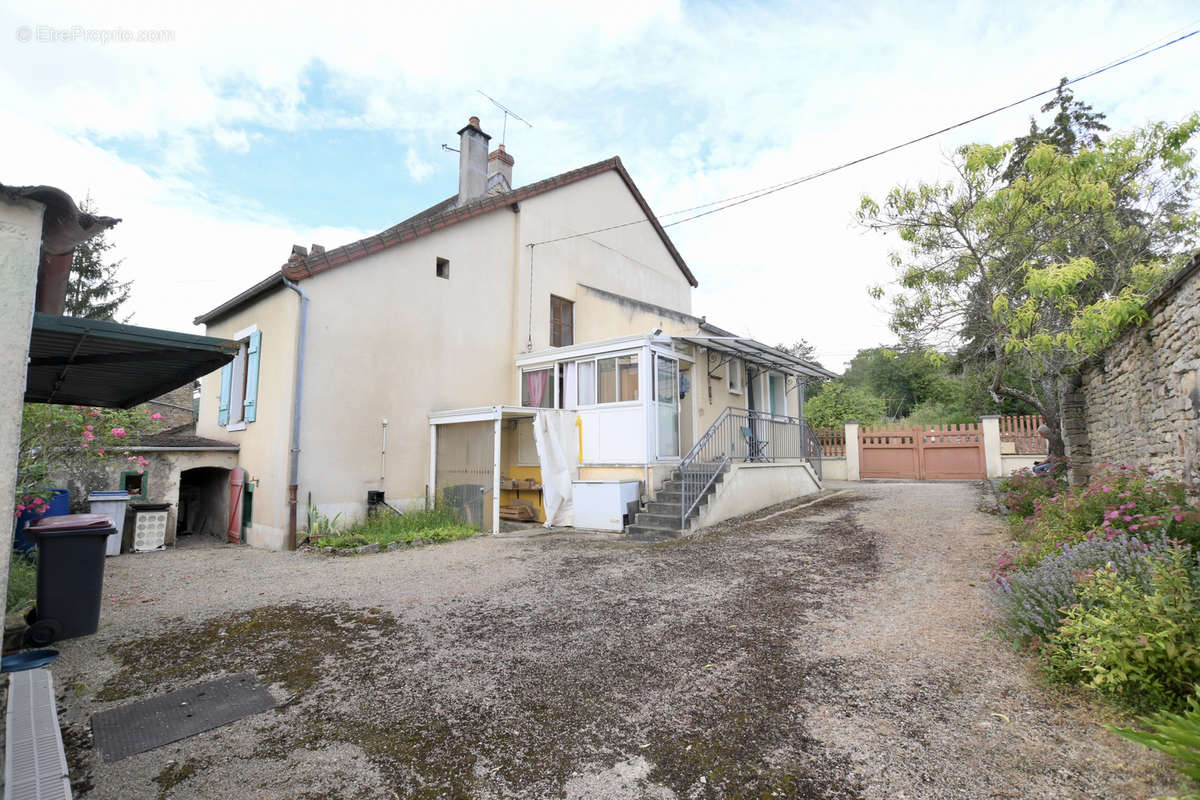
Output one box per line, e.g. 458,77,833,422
193,117,835,549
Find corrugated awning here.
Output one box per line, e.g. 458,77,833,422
673,336,839,381
25,313,239,408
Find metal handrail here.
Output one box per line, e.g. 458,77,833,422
679,408,823,529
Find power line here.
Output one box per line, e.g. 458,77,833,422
528,27,1198,248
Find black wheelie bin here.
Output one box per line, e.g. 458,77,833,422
23,513,115,646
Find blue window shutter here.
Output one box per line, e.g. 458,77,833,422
217,362,233,426
243,330,262,423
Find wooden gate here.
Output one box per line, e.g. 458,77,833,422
860,423,985,480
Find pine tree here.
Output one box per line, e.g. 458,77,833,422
1002,77,1110,182
64,195,132,321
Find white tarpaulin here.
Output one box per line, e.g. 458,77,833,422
533,410,577,527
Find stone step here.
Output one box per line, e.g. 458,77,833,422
652,491,682,505
645,500,680,515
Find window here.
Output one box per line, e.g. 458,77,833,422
550,295,574,347
577,360,596,405
436,257,450,279
593,354,638,404
521,367,553,408
218,327,261,428
768,373,786,417
120,471,146,500
727,358,743,394
617,355,638,401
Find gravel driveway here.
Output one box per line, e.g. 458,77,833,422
50,481,1176,799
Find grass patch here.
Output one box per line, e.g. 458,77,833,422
318,506,477,549
7,551,37,614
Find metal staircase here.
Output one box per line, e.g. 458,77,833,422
624,406,822,541
625,463,729,540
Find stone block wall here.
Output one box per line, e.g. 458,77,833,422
1071,257,1200,484
147,382,197,430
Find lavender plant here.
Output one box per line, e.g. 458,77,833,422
989,533,1178,646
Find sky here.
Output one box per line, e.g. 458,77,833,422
2,1,1198,370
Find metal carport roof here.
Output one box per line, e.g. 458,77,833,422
25,313,239,408
672,336,839,381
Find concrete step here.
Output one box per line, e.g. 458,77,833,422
634,512,682,528
645,500,680,515
626,524,683,541
652,491,682,505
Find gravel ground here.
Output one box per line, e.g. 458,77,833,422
48,481,1177,799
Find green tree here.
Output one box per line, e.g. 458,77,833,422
803,382,886,429
859,116,1200,456
775,339,823,369
1002,78,1109,183
64,196,131,320
841,347,957,419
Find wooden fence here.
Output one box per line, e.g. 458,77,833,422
999,415,1047,455
860,422,985,480
815,426,845,457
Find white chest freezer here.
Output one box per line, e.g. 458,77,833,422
572,480,641,531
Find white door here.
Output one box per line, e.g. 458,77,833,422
654,354,679,458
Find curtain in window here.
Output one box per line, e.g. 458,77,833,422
523,368,551,408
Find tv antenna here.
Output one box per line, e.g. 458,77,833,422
477,89,532,146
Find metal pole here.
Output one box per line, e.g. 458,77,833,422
492,412,503,534
281,277,309,551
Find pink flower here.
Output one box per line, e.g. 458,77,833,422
110,428,126,437
137,469,144,474
84,425,93,431
1122,515,1132,522
97,449,105,455
1175,515,1184,522
150,413,163,420
82,443,89,449
16,504,25,512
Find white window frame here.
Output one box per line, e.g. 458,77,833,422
225,324,258,431
519,365,556,408
727,358,743,395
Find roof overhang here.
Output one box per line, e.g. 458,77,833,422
193,272,285,326
429,405,536,425
25,313,239,408
673,336,838,381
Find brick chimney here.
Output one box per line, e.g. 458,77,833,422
486,144,514,195
456,116,491,205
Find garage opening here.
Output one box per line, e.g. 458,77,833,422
176,467,230,541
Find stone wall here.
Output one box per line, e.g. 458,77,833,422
1071,256,1200,484
147,382,197,430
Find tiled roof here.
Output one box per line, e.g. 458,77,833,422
282,156,696,285
195,156,696,325
132,423,237,450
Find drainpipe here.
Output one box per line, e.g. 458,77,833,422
282,277,309,550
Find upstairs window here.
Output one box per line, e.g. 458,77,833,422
218,326,262,429
436,257,450,279
550,295,574,347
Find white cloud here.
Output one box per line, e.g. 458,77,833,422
2,0,1197,366
212,128,251,154
404,148,434,182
